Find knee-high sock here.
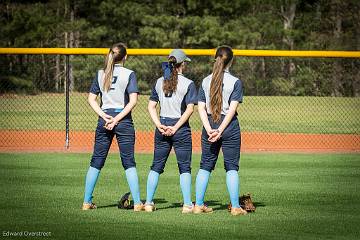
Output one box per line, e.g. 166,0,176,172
195,169,211,206
180,173,192,206
84,166,100,203
226,170,240,208
125,167,141,204
146,170,160,204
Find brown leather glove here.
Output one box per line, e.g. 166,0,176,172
228,193,256,212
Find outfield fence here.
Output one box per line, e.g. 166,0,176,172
0,49,359,153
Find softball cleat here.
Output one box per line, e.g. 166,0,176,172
230,207,247,216
144,202,156,212
81,202,97,210
193,204,213,214
182,204,194,214
133,202,145,212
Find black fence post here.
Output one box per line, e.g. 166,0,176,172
65,55,70,149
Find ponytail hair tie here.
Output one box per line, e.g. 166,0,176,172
162,62,173,80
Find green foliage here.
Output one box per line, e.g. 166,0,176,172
272,77,294,95
0,76,35,94
292,65,320,96
0,0,359,96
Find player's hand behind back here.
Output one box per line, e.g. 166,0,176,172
208,129,221,142
102,113,115,130
105,121,118,131
157,124,168,135
164,126,178,136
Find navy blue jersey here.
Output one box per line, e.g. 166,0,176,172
150,74,197,118
89,64,139,110
198,70,243,115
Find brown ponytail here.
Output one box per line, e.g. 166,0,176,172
102,42,127,92
210,46,233,123
163,56,182,95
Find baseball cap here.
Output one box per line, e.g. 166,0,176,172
169,49,191,63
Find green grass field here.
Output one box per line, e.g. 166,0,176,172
0,153,359,239
0,93,359,134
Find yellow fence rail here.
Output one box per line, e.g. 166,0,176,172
0,48,360,58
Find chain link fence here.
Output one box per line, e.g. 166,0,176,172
0,52,359,152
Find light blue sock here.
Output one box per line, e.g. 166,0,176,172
84,166,100,203
195,169,211,206
226,170,240,208
180,173,192,206
125,167,141,204
146,170,160,204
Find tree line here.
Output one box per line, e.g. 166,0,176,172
0,0,359,96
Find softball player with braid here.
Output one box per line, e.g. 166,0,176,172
145,49,197,213
194,46,247,216
82,43,143,211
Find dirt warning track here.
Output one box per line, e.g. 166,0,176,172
0,130,359,153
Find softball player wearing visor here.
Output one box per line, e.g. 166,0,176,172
145,49,197,213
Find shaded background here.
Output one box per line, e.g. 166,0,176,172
1,0,359,96
0,0,359,152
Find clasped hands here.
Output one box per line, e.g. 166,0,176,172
102,113,222,142
207,128,222,142
157,124,178,137
102,114,117,131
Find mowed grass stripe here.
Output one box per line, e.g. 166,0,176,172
0,93,359,134
0,153,359,239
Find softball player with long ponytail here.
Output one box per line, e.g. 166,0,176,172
194,46,247,216
82,43,143,211
145,49,197,213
